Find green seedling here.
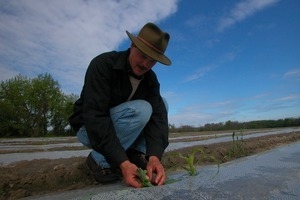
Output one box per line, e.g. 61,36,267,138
137,168,179,186
178,148,198,176
164,178,178,185
179,147,221,178
137,168,153,187
198,148,221,178
211,156,220,178
227,130,246,158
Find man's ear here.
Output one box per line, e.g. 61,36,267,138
130,43,135,51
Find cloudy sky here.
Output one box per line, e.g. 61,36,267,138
1,0,299,127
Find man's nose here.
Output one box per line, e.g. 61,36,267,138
142,58,155,69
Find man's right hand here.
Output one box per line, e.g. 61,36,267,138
120,160,142,188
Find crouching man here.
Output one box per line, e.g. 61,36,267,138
69,22,171,188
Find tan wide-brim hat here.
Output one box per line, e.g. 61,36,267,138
126,22,171,66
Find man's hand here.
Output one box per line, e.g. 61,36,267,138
146,156,166,186
120,160,142,188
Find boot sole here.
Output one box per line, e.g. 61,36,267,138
85,162,121,184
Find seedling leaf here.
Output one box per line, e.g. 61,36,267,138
137,168,153,187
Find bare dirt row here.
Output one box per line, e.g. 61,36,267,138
0,131,299,199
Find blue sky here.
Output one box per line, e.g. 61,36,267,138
0,0,299,127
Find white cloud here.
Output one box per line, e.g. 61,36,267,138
283,68,300,80
184,64,217,82
184,50,237,82
167,98,240,126
169,112,213,127
251,92,270,100
167,91,300,126
273,94,300,102
0,0,178,93
217,0,280,32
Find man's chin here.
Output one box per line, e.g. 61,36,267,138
134,70,145,76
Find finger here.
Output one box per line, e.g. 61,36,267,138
156,174,165,186
155,170,166,186
128,176,142,188
147,166,153,181
131,180,142,188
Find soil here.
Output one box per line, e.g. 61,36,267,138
0,131,299,200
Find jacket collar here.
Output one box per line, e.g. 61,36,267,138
113,49,130,70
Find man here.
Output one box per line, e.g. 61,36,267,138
69,22,171,188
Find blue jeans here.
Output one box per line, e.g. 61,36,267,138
77,99,168,168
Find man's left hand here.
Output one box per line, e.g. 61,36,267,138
146,156,165,186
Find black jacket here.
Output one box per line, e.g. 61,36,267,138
69,49,169,167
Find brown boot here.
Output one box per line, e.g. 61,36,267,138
85,153,121,183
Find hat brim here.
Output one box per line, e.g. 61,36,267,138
126,31,171,66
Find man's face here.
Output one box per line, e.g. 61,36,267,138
129,44,157,76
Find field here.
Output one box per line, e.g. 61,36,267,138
0,128,299,199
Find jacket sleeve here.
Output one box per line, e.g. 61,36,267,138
82,55,128,167
143,73,169,160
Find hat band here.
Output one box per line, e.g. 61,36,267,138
137,36,163,54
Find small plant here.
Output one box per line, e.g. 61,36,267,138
227,130,246,157
178,148,198,176
179,147,221,178
197,148,221,178
137,168,153,187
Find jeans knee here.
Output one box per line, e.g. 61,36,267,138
133,100,152,124
77,126,92,148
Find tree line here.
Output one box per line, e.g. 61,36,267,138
0,74,77,137
169,117,300,133
1,73,299,137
